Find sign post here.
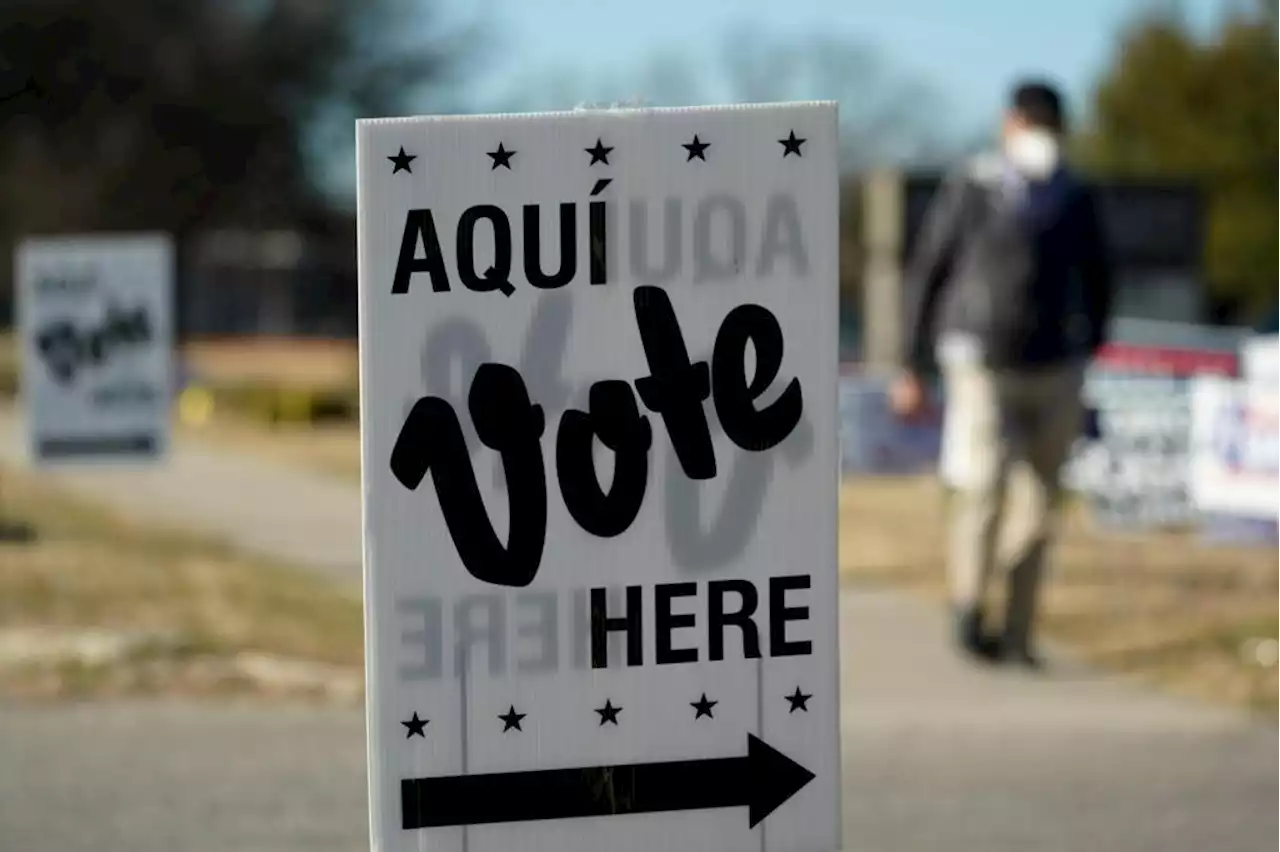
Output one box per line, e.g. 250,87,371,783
358,103,841,852
15,234,174,466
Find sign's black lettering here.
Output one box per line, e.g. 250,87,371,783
391,286,803,587
633,287,716,479
769,574,812,657
590,577,811,668
708,579,761,661
392,209,449,294
391,364,548,588
523,204,577,289
556,380,652,536
392,198,612,295
457,205,514,297
590,586,643,668
654,582,700,665
712,304,803,451
389,193,808,295
589,198,608,284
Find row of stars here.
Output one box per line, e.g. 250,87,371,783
386,130,807,174
400,687,813,738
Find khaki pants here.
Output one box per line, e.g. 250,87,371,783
941,361,1085,653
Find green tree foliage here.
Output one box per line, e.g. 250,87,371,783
0,0,464,234
1077,1,1278,317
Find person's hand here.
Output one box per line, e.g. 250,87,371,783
889,371,925,420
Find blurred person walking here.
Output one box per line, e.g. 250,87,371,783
890,79,1115,666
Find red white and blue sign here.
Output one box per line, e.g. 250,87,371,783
1189,377,1279,521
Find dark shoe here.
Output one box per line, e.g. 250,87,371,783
955,607,1002,663
998,643,1044,670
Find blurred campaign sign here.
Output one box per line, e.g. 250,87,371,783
1242,334,1279,387
357,103,840,852
1065,376,1197,529
839,373,941,476
1064,321,1248,530
15,234,173,465
1091,318,1246,379
1196,513,1279,546
1188,377,1279,520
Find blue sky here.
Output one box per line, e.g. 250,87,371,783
322,0,1237,198
461,0,1231,128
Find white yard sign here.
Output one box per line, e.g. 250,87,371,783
1242,334,1278,387
15,234,173,465
357,103,840,852
1189,376,1279,520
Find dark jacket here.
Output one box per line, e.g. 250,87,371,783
901,152,1115,371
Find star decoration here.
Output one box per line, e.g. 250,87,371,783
401,712,429,738
691,693,718,719
682,134,710,161
779,130,806,158
585,138,613,166
595,699,622,726
498,705,527,732
785,687,812,713
387,146,416,174
487,143,516,170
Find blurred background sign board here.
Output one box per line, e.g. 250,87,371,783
1066,378,1197,530
1188,376,1279,521
13,233,174,467
839,372,942,476
1195,513,1279,546
1241,334,1279,387
1094,316,1253,367
1062,318,1253,532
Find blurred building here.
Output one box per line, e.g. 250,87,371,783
859,170,1211,368
902,175,1206,324
180,219,356,339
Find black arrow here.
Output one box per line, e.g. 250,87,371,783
401,733,814,830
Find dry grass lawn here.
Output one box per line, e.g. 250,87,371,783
0,464,363,702
180,337,357,388
180,414,363,481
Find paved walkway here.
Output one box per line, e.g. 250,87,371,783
0,407,361,583
0,406,1274,851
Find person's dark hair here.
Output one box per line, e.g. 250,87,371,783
1010,80,1066,133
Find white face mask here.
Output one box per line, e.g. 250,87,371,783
1004,128,1060,178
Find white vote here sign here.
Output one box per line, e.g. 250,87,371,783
15,233,173,466
357,103,840,852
